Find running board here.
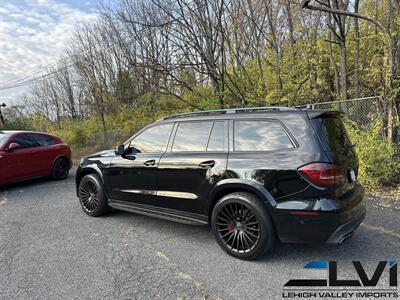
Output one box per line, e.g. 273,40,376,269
108,201,208,226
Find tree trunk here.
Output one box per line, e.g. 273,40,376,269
386,0,396,141
0,108,4,129
339,38,349,115
354,0,360,98
328,33,340,99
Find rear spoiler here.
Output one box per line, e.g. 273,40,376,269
306,110,344,119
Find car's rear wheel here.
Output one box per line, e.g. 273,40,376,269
52,158,69,180
78,174,110,217
211,192,275,260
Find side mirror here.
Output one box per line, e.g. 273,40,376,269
7,142,21,151
115,144,125,156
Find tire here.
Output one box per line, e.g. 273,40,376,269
211,192,275,260
78,174,111,217
52,158,70,180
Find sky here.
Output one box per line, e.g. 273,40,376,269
0,0,104,106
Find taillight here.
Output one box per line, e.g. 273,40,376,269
298,163,345,187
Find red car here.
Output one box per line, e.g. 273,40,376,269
0,131,72,186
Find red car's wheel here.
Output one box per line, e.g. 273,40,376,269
52,158,69,180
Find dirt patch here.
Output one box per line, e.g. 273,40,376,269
367,185,400,209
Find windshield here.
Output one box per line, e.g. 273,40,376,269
0,132,10,147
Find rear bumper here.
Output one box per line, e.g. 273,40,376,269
326,204,366,244
272,182,366,244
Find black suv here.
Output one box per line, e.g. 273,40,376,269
76,107,366,260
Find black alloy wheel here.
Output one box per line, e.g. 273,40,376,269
78,174,110,217
79,179,100,213
215,202,261,253
52,158,69,180
211,192,275,260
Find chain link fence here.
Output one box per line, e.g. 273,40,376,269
297,96,400,143
295,96,383,128
85,126,144,151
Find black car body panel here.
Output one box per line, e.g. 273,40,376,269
76,109,366,244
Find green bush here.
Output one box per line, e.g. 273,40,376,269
346,122,400,191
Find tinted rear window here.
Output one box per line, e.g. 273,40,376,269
311,117,353,153
33,134,55,146
234,120,294,152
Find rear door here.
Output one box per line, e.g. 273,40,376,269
30,133,58,174
157,120,228,214
309,113,358,192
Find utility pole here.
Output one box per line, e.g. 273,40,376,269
300,0,397,142
0,103,6,129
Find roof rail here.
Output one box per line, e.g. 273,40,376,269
162,106,297,120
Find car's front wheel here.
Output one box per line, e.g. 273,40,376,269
78,174,111,217
211,192,275,260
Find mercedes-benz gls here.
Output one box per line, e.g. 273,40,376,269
76,107,366,260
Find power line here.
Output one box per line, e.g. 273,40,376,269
0,3,166,92
0,47,94,89
0,58,67,88
0,62,76,91
0,45,115,91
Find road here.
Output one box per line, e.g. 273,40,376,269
0,168,399,299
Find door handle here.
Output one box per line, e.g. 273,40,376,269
144,159,156,166
199,160,215,168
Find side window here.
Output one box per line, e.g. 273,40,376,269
172,121,213,152
129,123,173,153
207,121,225,152
10,134,39,149
234,120,293,152
33,134,55,146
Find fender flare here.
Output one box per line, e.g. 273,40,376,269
205,179,277,215
75,165,106,196
52,154,72,168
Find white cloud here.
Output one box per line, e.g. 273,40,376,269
0,1,98,106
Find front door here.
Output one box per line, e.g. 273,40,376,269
0,148,33,184
157,120,228,214
106,123,174,204
0,133,41,183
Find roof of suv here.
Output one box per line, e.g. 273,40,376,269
156,108,340,124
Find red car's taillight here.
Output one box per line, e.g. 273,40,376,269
298,163,345,187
